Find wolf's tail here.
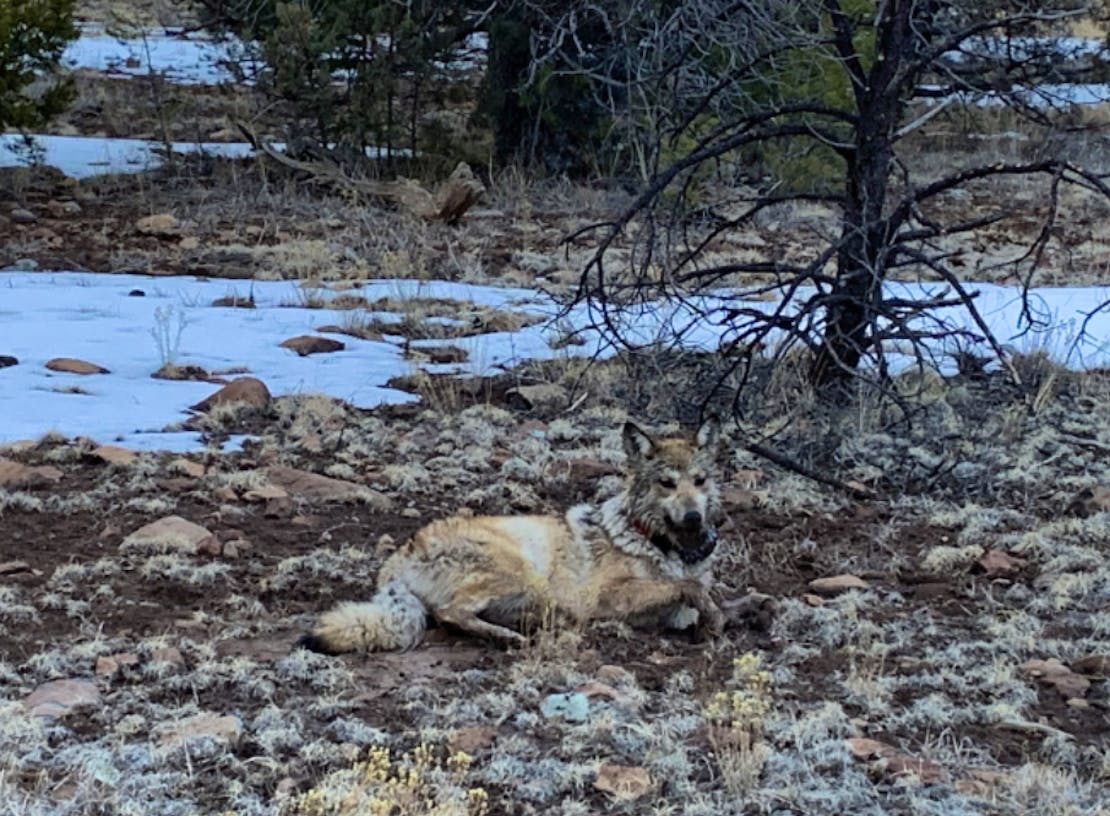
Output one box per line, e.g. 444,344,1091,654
298,579,427,654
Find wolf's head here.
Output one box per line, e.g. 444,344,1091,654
621,419,722,564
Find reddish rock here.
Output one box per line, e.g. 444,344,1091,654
90,445,139,466
23,679,100,719
191,377,271,412
95,652,140,676
976,549,1027,577
448,725,498,755
1021,658,1091,699
279,335,345,356
136,212,184,237
121,515,220,555
45,357,109,375
0,458,63,489
157,713,242,748
264,465,391,509
593,764,654,800
809,574,870,595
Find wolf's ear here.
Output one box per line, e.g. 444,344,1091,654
623,421,655,459
696,415,721,451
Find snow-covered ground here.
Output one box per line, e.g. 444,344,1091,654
64,25,242,84
0,272,1107,451
0,133,258,178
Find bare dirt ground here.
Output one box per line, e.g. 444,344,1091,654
1,361,1109,815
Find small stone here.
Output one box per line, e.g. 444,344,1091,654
136,212,184,237
62,200,82,215
10,208,37,224
448,725,498,755
1021,658,1090,699
95,652,140,676
976,549,1027,577
575,680,624,701
151,646,185,666
802,593,825,607
265,465,391,509
0,458,63,489
540,692,589,722
170,458,206,478
593,764,653,801
1071,654,1110,678
596,665,634,685
279,335,345,356
505,383,567,412
121,515,220,555
23,679,100,719
45,357,110,375
241,484,289,502
191,377,271,412
808,574,870,595
0,560,31,576
1066,697,1090,709
91,445,139,466
157,713,242,749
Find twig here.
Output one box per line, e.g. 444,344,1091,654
744,441,873,501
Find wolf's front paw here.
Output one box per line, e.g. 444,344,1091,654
700,601,726,636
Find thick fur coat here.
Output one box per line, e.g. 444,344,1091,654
300,420,725,653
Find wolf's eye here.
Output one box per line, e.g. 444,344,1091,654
658,477,677,489
693,475,706,486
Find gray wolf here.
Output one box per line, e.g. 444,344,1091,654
298,419,725,653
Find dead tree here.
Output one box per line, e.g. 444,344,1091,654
534,1,1110,397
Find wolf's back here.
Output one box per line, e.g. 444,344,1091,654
298,578,426,653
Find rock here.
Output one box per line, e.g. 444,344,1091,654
10,208,37,224
95,652,140,676
151,646,185,667
23,678,100,719
448,725,498,755
121,515,220,555
845,737,944,784
593,764,654,801
505,383,567,412
1066,486,1110,517
802,593,825,607
170,458,206,478
575,681,625,702
0,458,63,489
241,484,289,502
596,665,635,685
45,357,110,375
191,377,271,412
732,469,766,488
90,445,139,466
720,486,762,509
0,355,17,368
264,465,392,509
0,560,32,576
279,335,345,356
540,692,590,722
1021,658,1091,699
136,212,184,237
157,713,242,749
1071,654,1110,678
976,549,1027,577
808,574,870,595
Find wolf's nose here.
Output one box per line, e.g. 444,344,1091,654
682,510,702,528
